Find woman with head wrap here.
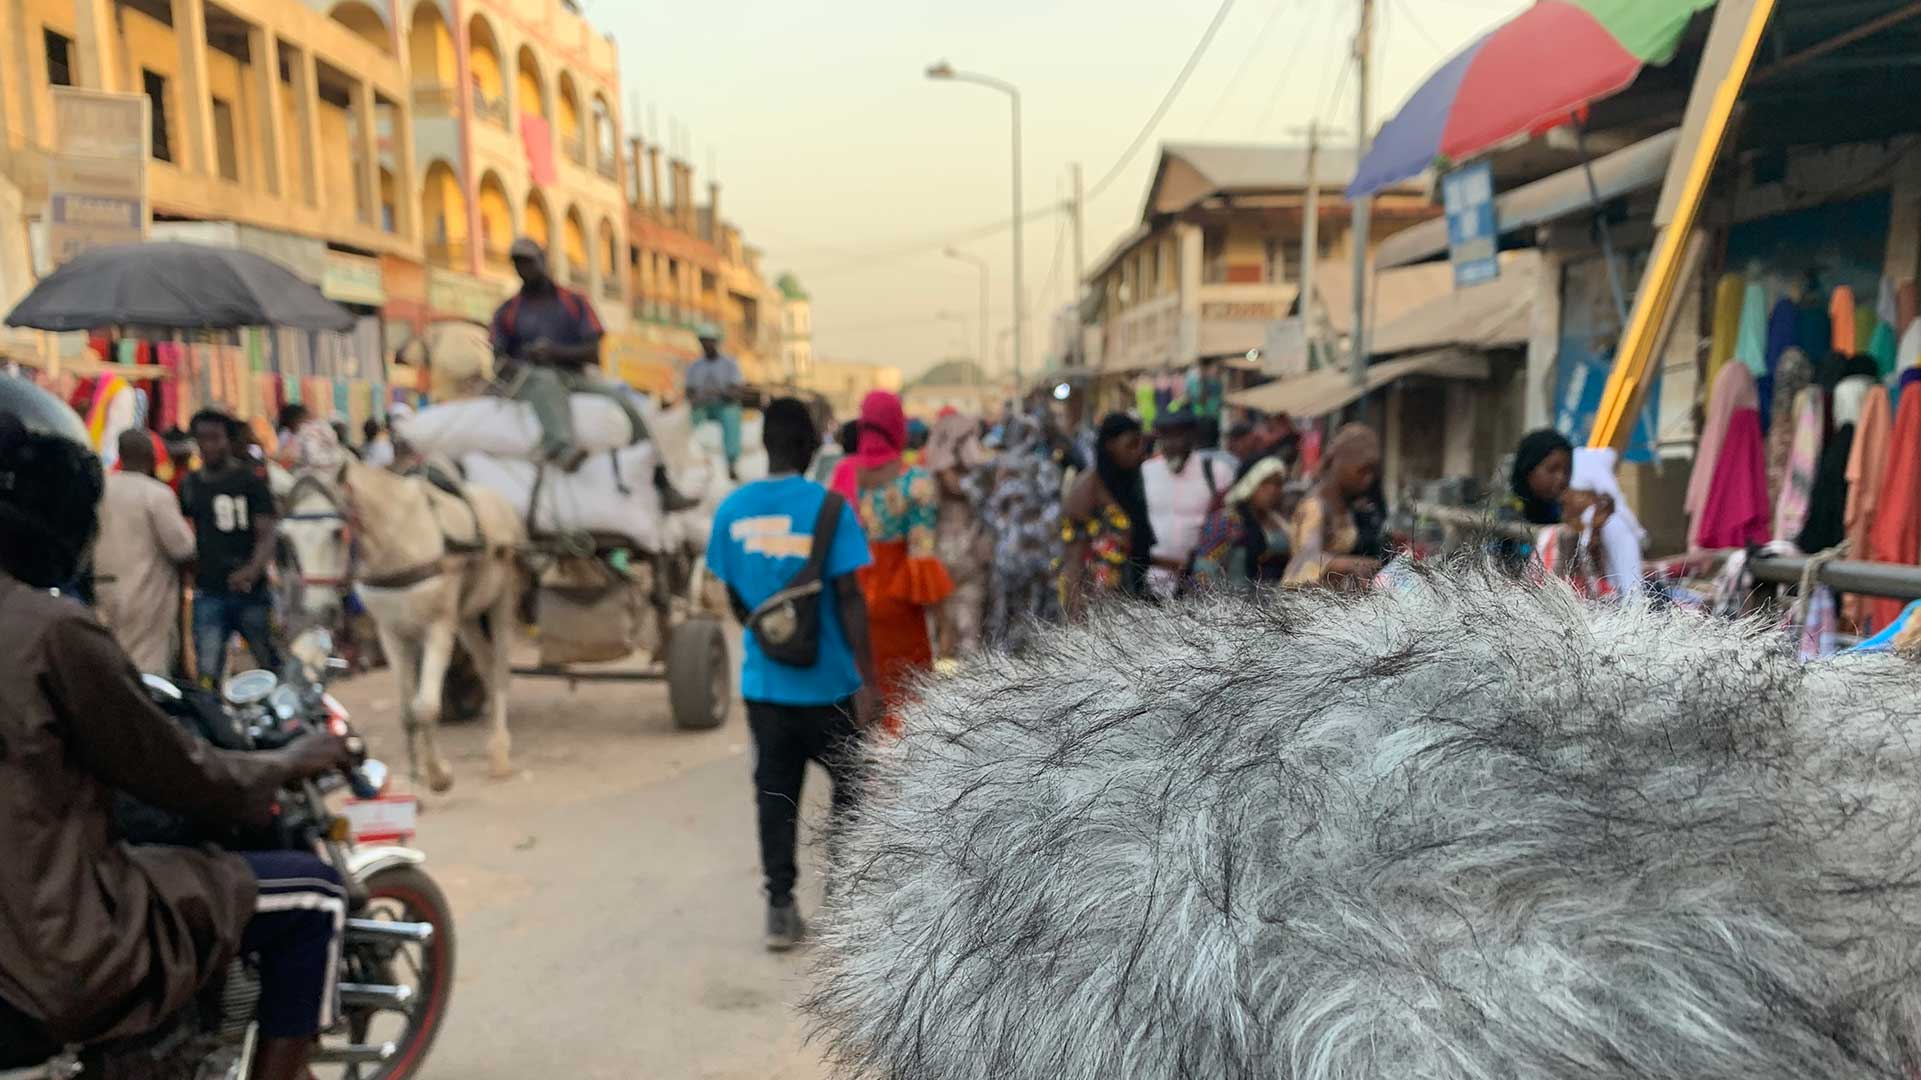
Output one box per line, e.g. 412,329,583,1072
1490,428,1575,573
924,413,992,659
1191,454,1301,594
1284,423,1382,589
1060,412,1154,618
975,413,1065,651
832,391,954,732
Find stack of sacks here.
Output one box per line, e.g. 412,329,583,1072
398,394,661,550
396,395,636,459
460,442,666,553
655,406,771,553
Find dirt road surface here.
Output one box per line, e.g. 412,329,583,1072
330,642,837,1080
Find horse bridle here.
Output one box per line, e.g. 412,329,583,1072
281,472,356,591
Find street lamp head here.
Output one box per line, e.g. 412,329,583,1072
925,60,956,80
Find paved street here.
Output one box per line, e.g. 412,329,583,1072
329,639,835,1080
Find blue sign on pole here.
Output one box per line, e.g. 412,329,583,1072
1443,161,1499,288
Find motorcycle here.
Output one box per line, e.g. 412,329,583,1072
0,627,455,1080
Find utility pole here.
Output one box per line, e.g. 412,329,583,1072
1300,121,1322,372
1069,162,1086,367
1349,0,1376,388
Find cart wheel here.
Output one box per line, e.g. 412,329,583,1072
667,617,730,731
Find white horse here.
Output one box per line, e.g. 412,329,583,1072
331,458,526,791
278,471,355,628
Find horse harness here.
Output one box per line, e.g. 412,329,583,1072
315,465,489,592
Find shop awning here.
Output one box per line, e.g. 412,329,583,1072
1370,250,1541,354
1227,349,1490,418
1375,128,1679,270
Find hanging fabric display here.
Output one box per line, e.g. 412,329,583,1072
1864,371,1921,632
1734,281,1769,378
1855,304,1878,362
1797,374,1874,554
1686,363,1757,549
1708,274,1745,391
1830,287,1858,354
1773,388,1824,543
1766,347,1812,498
1696,407,1769,550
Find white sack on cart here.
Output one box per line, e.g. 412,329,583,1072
400,395,635,460
460,443,665,552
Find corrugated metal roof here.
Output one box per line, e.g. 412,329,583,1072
1160,143,1363,194
1368,250,1542,356
1226,349,1491,418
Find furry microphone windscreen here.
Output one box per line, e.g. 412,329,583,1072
808,566,1921,1080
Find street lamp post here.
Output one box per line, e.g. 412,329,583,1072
927,61,1023,391
943,246,990,375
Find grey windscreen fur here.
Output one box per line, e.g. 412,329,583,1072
807,563,1921,1080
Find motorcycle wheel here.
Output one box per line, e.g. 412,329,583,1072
315,866,456,1080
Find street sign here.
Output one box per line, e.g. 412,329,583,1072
1442,160,1498,288
47,88,148,267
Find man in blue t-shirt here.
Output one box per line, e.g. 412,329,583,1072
706,398,876,952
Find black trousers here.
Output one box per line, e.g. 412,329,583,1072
746,698,862,905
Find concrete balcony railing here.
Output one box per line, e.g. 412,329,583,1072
483,245,512,274
563,133,587,165
473,90,509,129
424,239,469,269
595,154,618,182
601,275,621,300
413,84,459,117
567,267,590,289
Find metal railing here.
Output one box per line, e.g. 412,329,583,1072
595,154,618,181
563,133,586,165
412,84,459,115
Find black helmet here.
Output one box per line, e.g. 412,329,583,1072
0,375,104,587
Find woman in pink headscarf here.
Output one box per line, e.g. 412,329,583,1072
832,391,954,733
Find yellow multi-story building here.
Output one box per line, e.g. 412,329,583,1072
409,0,628,320
1,0,420,262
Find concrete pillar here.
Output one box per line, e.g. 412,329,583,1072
169,0,217,175
1,0,30,148
72,0,121,94
1525,251,1563,431
393,91,420,242
1442,381,1477,477
294,48,323,210
1177,222,1203,367
351,80,378,226
646,146,662,218
248,25,284,198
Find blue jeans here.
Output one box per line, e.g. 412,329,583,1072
192,590,280,685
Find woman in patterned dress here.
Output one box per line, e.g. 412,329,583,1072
1059,412,1154,619
924,412,993,660
973,414,1065,652
832,391,954,731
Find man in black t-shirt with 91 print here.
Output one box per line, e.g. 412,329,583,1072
180,409,281,685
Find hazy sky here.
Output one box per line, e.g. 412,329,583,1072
598,0,1531,378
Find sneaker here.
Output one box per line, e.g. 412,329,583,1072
765,900,806,953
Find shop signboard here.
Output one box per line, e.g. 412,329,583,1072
427,267,509,323
47,88,148,266
323,251,386,307
1442,161,1499,289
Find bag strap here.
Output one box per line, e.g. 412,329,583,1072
799,491,845,582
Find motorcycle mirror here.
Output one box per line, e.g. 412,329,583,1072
222,669,280,707
140,673,184,702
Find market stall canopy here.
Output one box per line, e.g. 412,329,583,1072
5,241,358,333
1348,0,1715,197
1228,350,1489,419
1369,250,1541,356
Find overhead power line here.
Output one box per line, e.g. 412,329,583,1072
1084,0,1240,202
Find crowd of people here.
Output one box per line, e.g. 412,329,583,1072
704,375,1659,951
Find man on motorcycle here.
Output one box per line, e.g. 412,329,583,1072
0,377,355,1080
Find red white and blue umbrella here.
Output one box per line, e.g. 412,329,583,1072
1348,0,1717,196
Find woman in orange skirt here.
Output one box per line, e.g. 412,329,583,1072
832,390,953,732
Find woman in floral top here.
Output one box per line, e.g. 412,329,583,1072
831,391,954,732
1191,455,1300,593
1059,412,1154,618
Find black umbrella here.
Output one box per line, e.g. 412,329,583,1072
4,241,358,333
